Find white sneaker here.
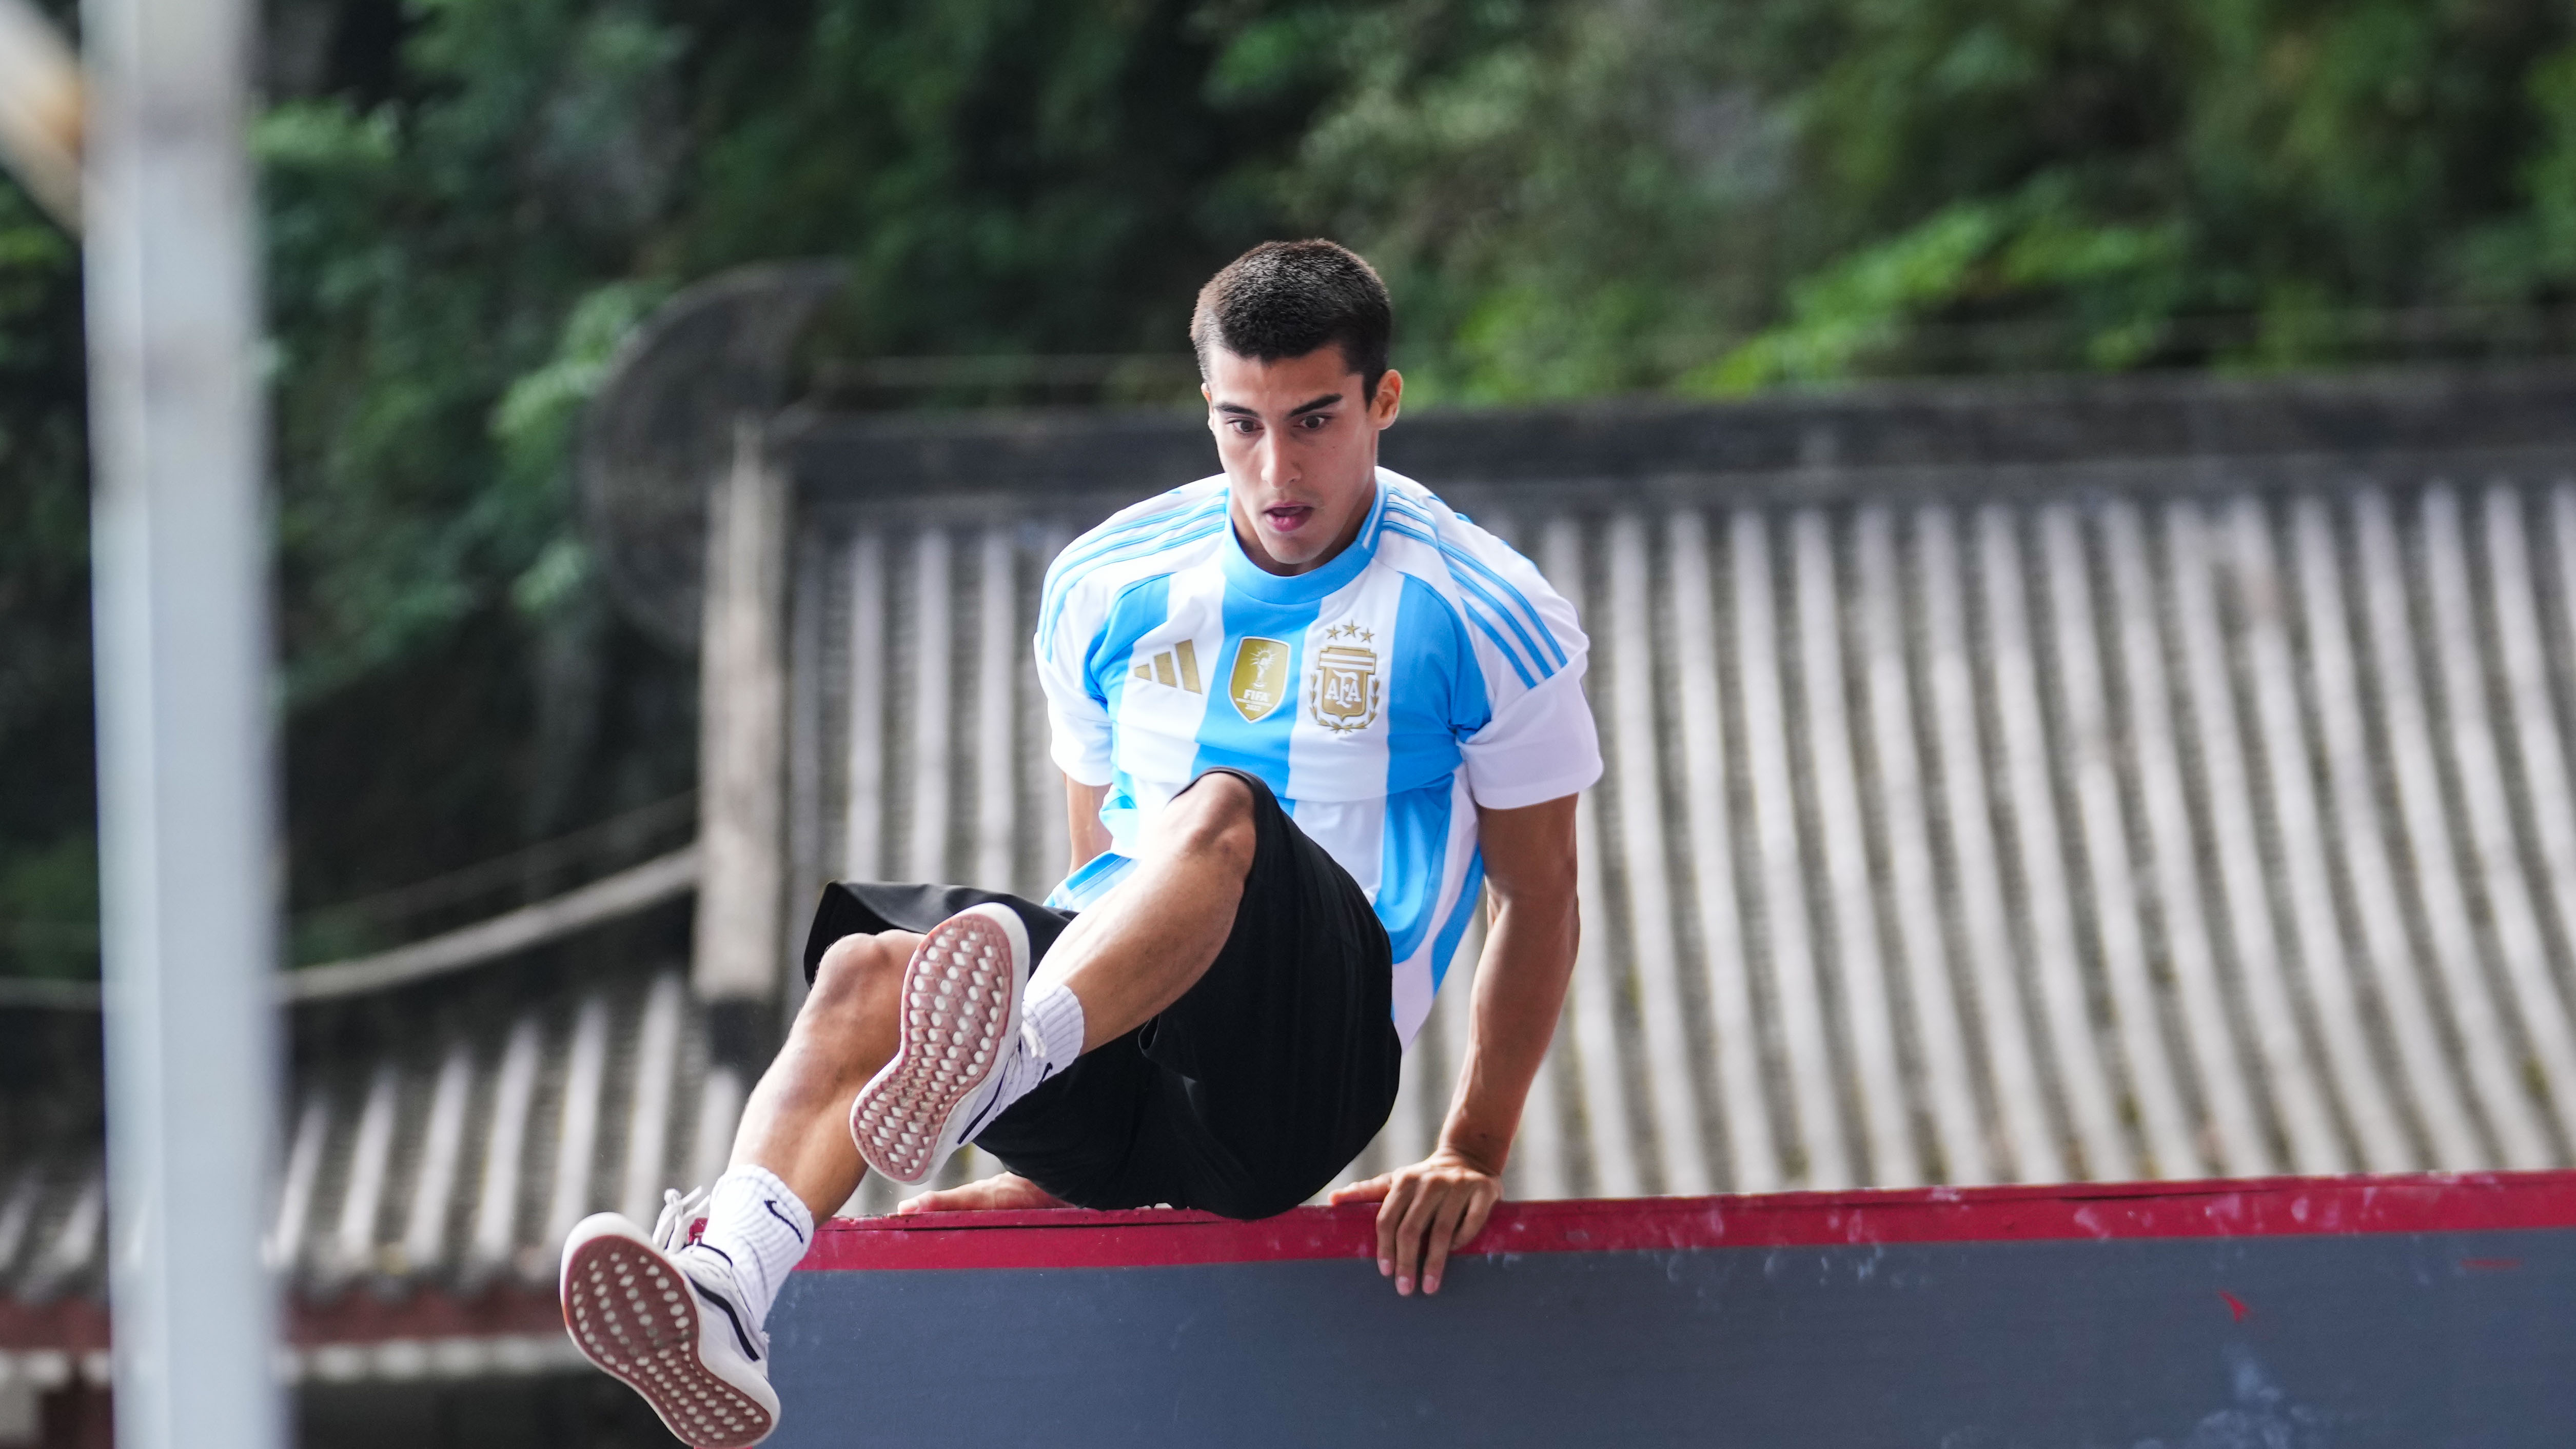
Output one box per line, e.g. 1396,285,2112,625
850,903,1031,1186
560,1188,781,1448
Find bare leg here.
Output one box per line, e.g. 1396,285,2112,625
727,928,915,1223
1043,771,1256,1048
729,772,1261,1221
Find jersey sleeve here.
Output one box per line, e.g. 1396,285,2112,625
1451,527,1604,810
1035,567,1117,788
1461,664,1602,809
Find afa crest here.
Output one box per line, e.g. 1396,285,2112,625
1308,621,1383,734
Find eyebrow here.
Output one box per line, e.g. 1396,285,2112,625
1214,392,1343,419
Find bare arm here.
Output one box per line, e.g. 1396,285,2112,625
1330,792,1581,1295
1065,777,1111,878
1441,795,1581,1173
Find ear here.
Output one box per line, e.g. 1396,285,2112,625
1370,369,1404,429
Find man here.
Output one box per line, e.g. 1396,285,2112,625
560,240,1599,1448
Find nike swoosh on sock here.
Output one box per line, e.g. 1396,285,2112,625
762,1199,808,1242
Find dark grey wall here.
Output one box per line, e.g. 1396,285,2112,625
770,1228,2576,1447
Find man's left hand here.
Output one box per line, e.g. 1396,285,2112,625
1328,1147,1502,1297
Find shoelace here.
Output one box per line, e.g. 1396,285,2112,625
654,1184,712,1254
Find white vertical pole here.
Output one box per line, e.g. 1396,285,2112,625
693,418,789,1003
81,0,286,1438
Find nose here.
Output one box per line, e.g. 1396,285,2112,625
1252,428,1294,490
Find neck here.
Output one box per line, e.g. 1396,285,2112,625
1231,482,1374,577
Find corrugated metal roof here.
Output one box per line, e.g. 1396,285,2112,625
1363,484,2576,1197
802,476,2576,1204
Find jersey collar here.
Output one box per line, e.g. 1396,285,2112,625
1218,471,1389,605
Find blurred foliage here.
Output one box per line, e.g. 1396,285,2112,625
0,124,94,981
7,0,2576,972
1268,0,2576,397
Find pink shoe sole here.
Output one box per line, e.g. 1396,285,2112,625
850,907,1025,1185
562,1230,776,1448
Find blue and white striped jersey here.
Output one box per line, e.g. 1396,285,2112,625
1034,467,1602,1046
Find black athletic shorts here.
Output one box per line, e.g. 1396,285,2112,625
799,768,1401,1221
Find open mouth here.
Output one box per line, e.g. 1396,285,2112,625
1263,504,1315,533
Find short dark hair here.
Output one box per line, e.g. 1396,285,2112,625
1190,240,1392,401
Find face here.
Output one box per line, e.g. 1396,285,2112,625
1203,344,1403,575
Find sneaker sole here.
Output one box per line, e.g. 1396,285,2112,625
562,1232,776,1448
851,908,1023,1184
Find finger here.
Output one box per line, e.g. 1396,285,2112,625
1451,1179,1500,1253
893,1174,1010,1215
1328,1174,1394,1206
900,1184,989,1215
1374,1176,1418,1279
1392,1179,1443,1296
1005,1175,1072,1210
1419,1189,1473,1296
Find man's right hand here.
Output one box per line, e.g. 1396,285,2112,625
1329,1146,1503,1297
893,1170,1069,1215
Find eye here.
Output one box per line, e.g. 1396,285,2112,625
1297,413,1330,430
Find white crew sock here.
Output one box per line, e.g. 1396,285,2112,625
686,1165,813,1328
973,973,1087,1136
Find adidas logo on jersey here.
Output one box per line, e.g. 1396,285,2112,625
1131,640,1204,694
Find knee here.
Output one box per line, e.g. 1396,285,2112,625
1163,773,1258,875
802,932,902,1033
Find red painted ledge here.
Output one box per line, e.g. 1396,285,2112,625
799,1168,2576,1274
8,1173,2568,1352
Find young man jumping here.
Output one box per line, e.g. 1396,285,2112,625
560,239,1600,1447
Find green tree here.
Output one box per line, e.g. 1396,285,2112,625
0,169,93,980
11,0,2576,976
1257,0,2576,393
258,0,1335,942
